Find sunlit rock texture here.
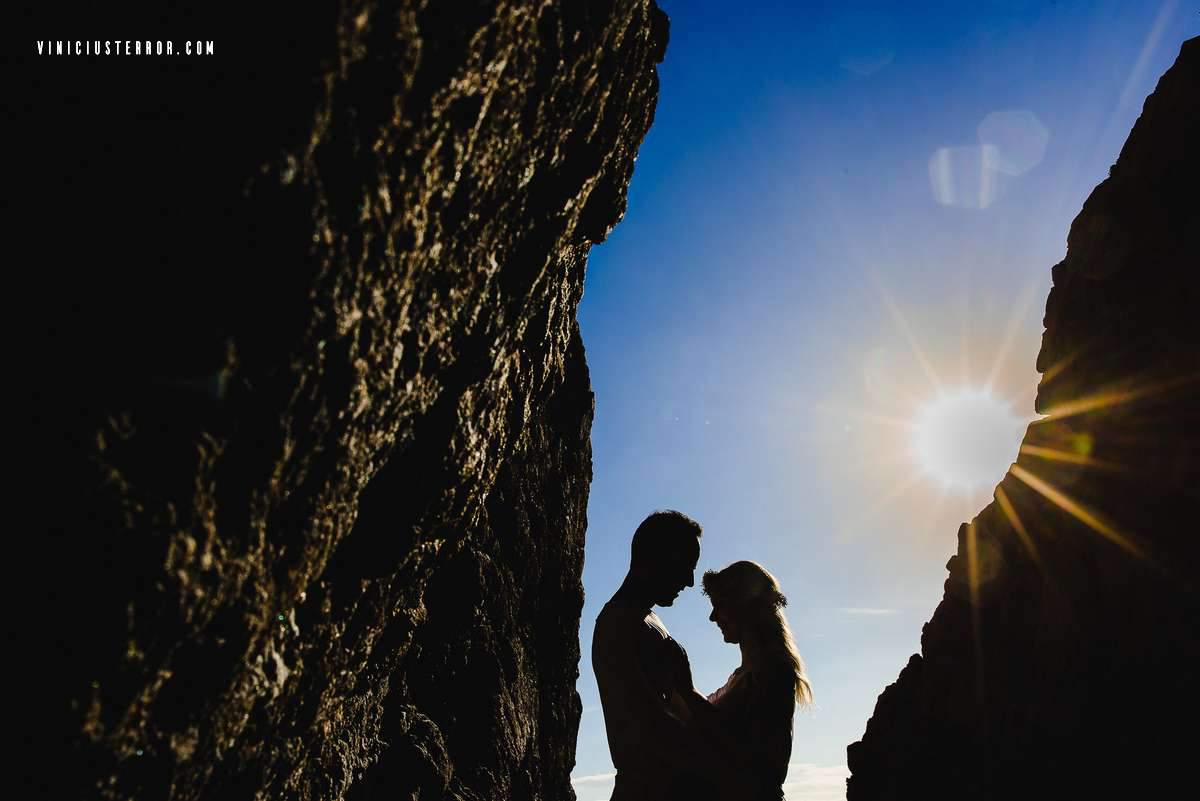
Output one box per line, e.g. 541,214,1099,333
25,2,666,799
848,37,1199,801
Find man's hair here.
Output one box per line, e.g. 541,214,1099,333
630,510,702,566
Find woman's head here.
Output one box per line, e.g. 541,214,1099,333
702,560,785,642
702,560,814,705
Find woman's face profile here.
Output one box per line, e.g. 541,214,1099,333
708,597,741,644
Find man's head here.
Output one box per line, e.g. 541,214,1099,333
629,510,702,606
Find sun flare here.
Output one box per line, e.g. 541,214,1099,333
817,279,1046,537
912,388,1025,491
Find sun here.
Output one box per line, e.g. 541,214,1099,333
814,277,1045,531
817,276,1153,574
912,388,1026,492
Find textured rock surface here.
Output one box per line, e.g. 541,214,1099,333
848,38,1199,801
21,2,667,799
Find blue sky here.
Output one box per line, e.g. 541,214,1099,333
571,2,1196,798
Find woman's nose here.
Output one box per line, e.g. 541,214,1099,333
708,610,717,622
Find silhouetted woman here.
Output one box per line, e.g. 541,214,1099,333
675,560,813,801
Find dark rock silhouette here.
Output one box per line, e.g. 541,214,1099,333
848,38,1199,801
18,2,667,799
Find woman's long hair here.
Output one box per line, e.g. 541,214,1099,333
702,560,814,706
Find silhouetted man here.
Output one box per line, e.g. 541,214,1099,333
592,510,728,800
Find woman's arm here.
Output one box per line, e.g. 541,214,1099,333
676,669,797,789
675,688,761,775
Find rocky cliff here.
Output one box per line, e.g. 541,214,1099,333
848,38,1199,801
21,2,667,799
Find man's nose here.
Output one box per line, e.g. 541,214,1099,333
686,572,694,588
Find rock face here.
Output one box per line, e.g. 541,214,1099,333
22,2,667,800
848,38,1199,801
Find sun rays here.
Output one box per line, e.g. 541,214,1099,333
808,257,1197,717
964,521,986,701
817,281,1037,559
827,279,1038,515
818,274,1176,667
993,485,1042,570
1017,443,1123,471
1034,372,1200,422
875,279,945,394
1008,464,1145,559
983,279,1043,392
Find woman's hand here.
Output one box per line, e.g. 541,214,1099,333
669,639,695,693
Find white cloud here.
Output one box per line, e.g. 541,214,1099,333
571,772,616,785
783,763,850,801
570,763,850,801
838,607,897,616
570,770,615,801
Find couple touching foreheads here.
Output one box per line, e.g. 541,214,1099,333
592,510,814,801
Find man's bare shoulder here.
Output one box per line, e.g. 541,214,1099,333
594,600,644,630
593,600,646,648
